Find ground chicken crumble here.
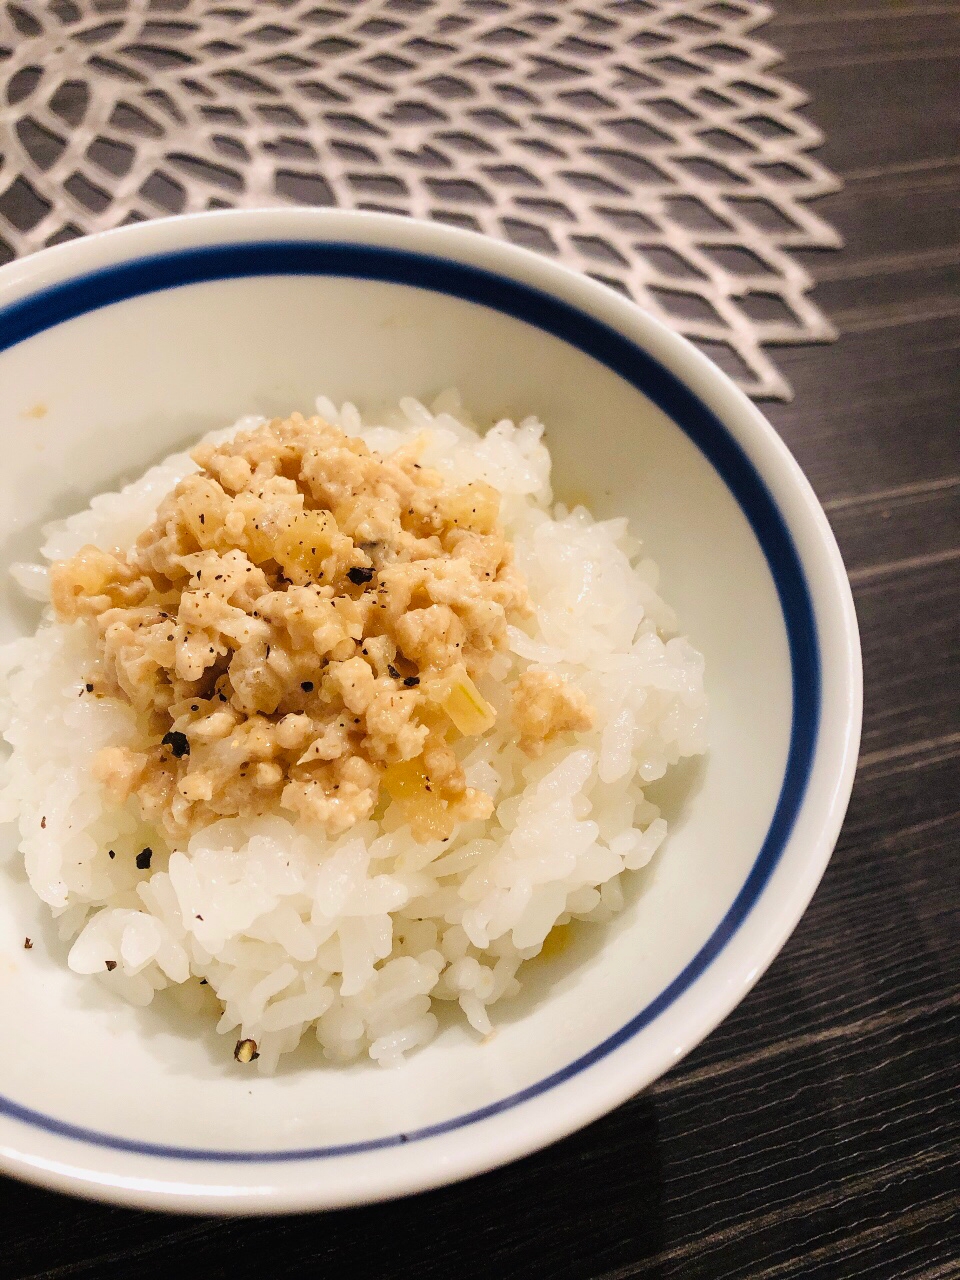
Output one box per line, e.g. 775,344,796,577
50,414,593,843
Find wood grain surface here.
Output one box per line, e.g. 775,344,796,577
2,3,958,1276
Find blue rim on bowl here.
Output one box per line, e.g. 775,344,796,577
0,238,819,1163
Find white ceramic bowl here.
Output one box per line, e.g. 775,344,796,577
0,209,861,1214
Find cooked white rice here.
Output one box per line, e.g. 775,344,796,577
0,392,706,1071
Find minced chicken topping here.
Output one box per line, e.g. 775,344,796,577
51,414,593,843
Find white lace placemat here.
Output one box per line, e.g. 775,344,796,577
0,0,841,399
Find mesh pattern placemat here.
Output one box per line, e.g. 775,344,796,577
0,0,841,399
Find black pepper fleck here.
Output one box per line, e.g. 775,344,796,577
108,849,115,860
301,681,314,692
387,665,401,679
161,730,190,759
403,676,420,687
234,1038,259,1063
23,937,32,950
85,682,94,693
347,566,374,585
105,960,117,971
136,847,153,870
40,816,46,829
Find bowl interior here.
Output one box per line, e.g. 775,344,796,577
0,268,790,1154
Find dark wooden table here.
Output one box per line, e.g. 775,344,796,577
3,3,959,1276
